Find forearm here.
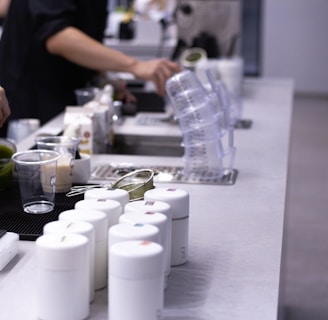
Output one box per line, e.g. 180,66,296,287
46,26,181,96
0,0,10,17
46,26,138,74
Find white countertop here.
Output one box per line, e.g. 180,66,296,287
0,77,294,319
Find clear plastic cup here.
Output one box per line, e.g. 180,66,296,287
12,150,60,214
182,144,236,181
166,69,206,100
176,101,218,131
183,139,225,163
168,87,208,117
182,162,224,177
74,87,99,106
7,118,40,144
182,153,224,180
181,119,223,145
36,136,80,193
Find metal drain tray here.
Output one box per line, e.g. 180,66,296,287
91,163,238,185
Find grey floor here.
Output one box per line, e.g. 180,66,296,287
280,94,328,319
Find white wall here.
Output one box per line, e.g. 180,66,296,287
262,0,328,94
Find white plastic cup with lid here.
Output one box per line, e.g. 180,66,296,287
217,56,244,97
119,211,170,288
144,187,190,266
124,199,172,270
43,220,96,302
84,187,130,208
58,209,108,290
75,198,122,229
108,223,160,249
109,240,164,320
72,153,91,184
36,233,90,320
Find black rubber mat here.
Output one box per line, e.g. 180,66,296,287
0,181,84,241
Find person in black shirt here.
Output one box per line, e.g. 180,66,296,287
0,0,180,136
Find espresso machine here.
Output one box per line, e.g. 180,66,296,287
172,0,242,60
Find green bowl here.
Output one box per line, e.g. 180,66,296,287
0,139,17,190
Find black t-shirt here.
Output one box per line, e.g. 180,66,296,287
0,0,108,125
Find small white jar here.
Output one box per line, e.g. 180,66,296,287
43,220,96,302
108,223,160,248
36,233,89,320
59,209,108,290
124,199,172,269
75,198,122,228
144,187,189,266
84,187,130,209
109,240,164,320
217,56,244,97
119,211,170,288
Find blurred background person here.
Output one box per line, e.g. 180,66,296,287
0,0,180,137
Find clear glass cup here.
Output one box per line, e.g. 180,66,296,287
6,118,40,144
176,101,218,131
74,87,99,106
181,118,223,145
35,136,80,193
183,139,225,162
166,69,206,100
168,87,209,117
12,150,60,214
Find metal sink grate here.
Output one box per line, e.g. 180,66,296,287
90,163,238,185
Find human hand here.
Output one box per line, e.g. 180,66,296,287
130,58,181,96
111,79,137,104
0,86,10,128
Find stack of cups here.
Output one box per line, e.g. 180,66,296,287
166,69,235,180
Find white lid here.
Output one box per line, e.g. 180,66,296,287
144,188,189,219
119,211,167,229
124,199,171,218
43,220,94,238
58,209,107,241
109,223,160,245
36,233,88,270
84,187,129,207
110,240,163,279
75,198,122,215
75,198,122,227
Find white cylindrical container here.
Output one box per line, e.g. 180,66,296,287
144,188,189,266
36,233,89,320
75,198,122,228
59,209,108,290
43,220,95,302
124,199,172,271
217,56,244,97
84,187,129,209
119,211,170,288
108,223,160,248
109,240,164,320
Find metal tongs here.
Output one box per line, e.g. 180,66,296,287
66,169,155,201
66,183,113,197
